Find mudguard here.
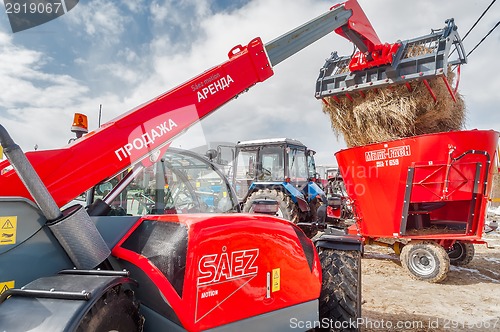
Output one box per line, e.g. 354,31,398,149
307,181,326,203
315,228,363,253
282,182,309,211
0,270,133,332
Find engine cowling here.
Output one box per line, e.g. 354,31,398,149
112,213,322,331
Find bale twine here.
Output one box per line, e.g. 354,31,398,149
322,70,466,147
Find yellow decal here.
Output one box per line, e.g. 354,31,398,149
0,145,3,159
272,268,280,292
0,280,15,295
0,216,17,245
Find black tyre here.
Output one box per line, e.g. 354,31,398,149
317,248,361,332
243,189,299,223
400,241,449,283
447,241,475,266
77,285,144,332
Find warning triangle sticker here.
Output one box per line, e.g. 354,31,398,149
1,220,14,229
0,284,10,295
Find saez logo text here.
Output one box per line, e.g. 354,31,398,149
197,248,259,285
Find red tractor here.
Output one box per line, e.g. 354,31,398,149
0,1,387,330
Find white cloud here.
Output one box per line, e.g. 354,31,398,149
0,29,90,150
124,1,147,14
0,32,88,111
63,1,129,45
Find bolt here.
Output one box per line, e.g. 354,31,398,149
420,256,430,266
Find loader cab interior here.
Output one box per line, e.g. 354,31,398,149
87,148,240,216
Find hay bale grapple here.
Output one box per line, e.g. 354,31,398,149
316,18,467,103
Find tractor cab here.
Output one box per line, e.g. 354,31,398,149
233,138,316,200
232,138,325,227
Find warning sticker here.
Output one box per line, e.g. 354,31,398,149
272,268,280,292
0,216,17,246
0,280,15,295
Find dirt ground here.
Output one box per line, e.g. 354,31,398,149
360,228,500,331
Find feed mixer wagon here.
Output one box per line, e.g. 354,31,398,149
314,10,499,282
336,130,498,283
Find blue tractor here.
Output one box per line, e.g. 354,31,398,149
231,138,326,226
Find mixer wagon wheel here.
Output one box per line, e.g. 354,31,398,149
77,285,144,332
400,241,450,283
243,189,299,223
447,241,475,266
317,248,361,332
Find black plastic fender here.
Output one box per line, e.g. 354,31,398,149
314,228,363,253
0,270,133,332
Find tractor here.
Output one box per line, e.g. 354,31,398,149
230,138,326,228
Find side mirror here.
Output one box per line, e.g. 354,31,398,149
96,182,113,196
307,149,316,157
205,149,218,162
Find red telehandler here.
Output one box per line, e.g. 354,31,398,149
0,1,407,331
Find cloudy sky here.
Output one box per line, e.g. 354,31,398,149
0,0,498,166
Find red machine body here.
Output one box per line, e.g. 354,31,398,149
332,0,401,71
335,130,499,242
0,37,273,207
0,1,391,328
348,42,401,72
0,0,387,209
112,213,321,331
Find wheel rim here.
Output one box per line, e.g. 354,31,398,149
408,248,437,276
447,242,464,261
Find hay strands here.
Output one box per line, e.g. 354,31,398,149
321,69,466,148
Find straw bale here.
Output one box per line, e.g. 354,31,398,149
322,70,466,147
491,172,500,207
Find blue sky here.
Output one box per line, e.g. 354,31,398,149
0,0,499,165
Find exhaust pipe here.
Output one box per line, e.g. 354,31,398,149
0,124,110,269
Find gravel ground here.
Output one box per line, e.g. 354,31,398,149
360,228,500,331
